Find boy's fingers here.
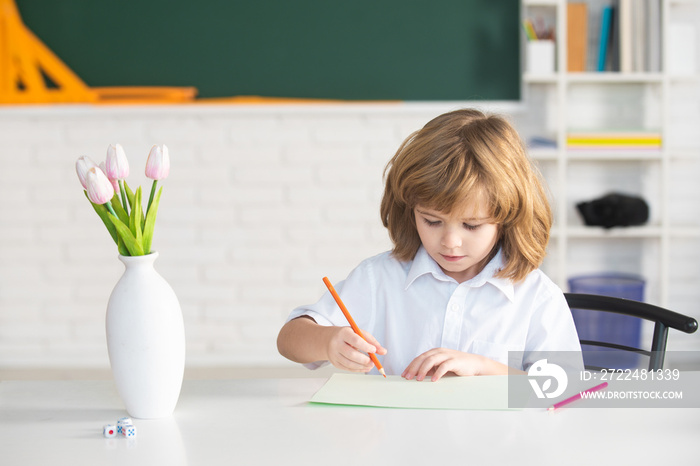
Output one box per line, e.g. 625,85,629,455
402,357,422,379
340,344,371,365
350,338,375,355
415,351,451,380
431,364,452,382
344,329,377,354
358,329,387,354
338,353,374,371
333,344,374,372
333,327,386,373
403,349,446,380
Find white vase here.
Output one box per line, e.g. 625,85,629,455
106,251,185,419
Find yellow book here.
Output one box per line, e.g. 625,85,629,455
567,145,661,150
567,132,661,139
567,138,662,145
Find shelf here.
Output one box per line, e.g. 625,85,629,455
669,149,700,159
521,0,700,310
668,227,700,238
528,149,666,161
527,148,559,161
524,73,668,84
565,73,664,84
566,150,663,161
565,226,663,239
668,74,700,83
560,226,700,239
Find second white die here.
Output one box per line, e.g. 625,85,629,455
121,424,137,438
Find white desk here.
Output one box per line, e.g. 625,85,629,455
1,378,698,466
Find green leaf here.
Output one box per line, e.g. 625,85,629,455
110,193,129,225
129,187,144,249
108,214,144,256
124,180,144,231
124,180,135,210
117,236,129,256
142,187,162,255
84,191,118,245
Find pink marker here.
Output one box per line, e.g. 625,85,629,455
548,382,608,411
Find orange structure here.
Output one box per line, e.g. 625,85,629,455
0,0,196,104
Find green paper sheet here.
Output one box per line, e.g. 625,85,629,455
310,373,519,410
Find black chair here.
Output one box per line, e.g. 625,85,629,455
564,293,698,371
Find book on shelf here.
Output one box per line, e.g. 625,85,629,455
633,1,645,72
619,0,661,73
597,6,614,71
567,130,662,149
568,2,588,72
619,0,632,72
647,0,661,73
608,1,621,72
528,136,557,149
570,0,660,73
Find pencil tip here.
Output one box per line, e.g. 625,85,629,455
379,369,386,378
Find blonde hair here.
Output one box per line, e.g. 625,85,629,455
380,108,552,283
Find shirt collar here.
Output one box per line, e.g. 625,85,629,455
405,246,515,302
405,246,449,288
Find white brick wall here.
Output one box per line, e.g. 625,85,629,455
1,100,698,370
0,103,511,369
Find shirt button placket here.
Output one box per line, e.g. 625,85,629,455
441,286,468,348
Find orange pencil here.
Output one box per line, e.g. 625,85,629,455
322,276,386,377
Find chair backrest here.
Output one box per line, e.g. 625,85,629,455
564,293,698,371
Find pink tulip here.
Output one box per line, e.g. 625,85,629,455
85,167,115,205
75,155,98,189
105,144,129,180
145,145,170,180
100,162,120,194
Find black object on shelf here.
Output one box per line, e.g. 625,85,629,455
576,192,649,229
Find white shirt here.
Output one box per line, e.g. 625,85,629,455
287,247,583,375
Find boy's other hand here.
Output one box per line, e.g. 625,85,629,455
402,348,499,382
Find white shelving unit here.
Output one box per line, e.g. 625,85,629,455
520,0,700,317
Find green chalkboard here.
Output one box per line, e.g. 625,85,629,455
16,0,520,101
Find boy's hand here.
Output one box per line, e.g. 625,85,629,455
402,348,506,382
325,327,387,373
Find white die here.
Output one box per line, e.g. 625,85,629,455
103,425,117,438
121,424,137,438
116,417,132,434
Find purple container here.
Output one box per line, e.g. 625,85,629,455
568,273,645,369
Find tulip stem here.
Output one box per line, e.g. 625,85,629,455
105,202,118,218
119,180,129,216
147,180,158,214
